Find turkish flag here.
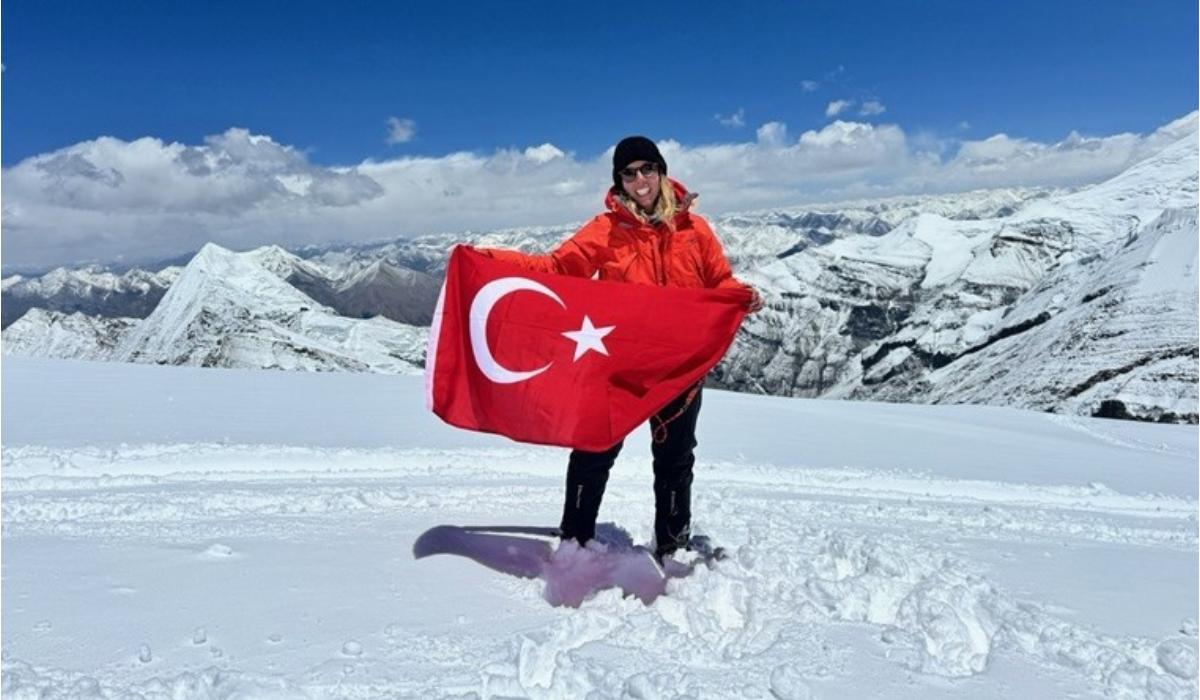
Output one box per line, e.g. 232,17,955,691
425,245,750,451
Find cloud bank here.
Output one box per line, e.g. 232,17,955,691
2,113,1195,271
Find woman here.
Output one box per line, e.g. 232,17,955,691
479,135,761,561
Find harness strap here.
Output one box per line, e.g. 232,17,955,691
651,379,703,444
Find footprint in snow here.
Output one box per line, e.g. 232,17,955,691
769,664,813,700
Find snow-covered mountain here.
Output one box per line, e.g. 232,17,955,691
1,188,1054,332
1,245,433,371
870,206,1198,422
712,186,1059,270
239,244,335,282
331,259,441,326
297,188,1056,279
3,129,1195,421
712,130,1200,423
0,265,180,329
101,243,427,373
1,309,138,360
303,223,581,278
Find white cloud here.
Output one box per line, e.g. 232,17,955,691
825,100,853,118
524,143,566,163
386,117,416,145
859,100,886,116
800,80,819,92
941,129,1151,184
715,108,746,128
2,113,1195,271
958,121,971,131
755,121,789,147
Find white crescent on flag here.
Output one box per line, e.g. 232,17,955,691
469,277,565,384
468,277,617,385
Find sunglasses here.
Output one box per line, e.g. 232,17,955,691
618,162,659,181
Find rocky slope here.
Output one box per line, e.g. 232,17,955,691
711,131,1199,423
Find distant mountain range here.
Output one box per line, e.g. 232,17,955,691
714,130,1199,423
3,129,1196,423
5,244,427,373
2,265,180,329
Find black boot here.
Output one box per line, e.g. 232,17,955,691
653,472,693,560
558,441,622,545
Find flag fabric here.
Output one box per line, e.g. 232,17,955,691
425,245,750,451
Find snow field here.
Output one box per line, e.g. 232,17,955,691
2,359,1196,698
3,442,1196,698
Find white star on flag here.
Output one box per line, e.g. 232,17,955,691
561,315,615,361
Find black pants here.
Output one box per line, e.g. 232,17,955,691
558,385,702,557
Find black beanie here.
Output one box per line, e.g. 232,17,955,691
612,135,667,191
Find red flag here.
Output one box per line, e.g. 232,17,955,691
425,245,750,451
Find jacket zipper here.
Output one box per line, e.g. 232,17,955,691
656,227,668,286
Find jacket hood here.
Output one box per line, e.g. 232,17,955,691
605,178,696,228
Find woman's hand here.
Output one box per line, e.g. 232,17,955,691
746,286,764,314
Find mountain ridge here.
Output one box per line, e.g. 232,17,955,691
4,131,1196,421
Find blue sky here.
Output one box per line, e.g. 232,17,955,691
1,1,1197,271
3,0,1196,166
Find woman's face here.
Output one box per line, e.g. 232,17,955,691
619,160,660,211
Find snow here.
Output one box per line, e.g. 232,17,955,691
1133,207,1200,297
720,129,1198,423
911,206,1199,421
2,357,1196,698
103,243,427,373
1,310,138,360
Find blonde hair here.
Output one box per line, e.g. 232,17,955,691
617,177,679,231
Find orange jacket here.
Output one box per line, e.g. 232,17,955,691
479,179,748,292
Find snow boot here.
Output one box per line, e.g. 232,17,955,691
653,472,693,561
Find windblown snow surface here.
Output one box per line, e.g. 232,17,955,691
2,358,1196,698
